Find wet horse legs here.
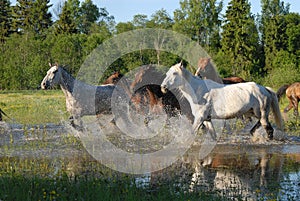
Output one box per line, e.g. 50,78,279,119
250,121,274,140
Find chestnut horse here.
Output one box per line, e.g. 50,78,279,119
103,71,123,85
277,82,300,116
195,58,246,84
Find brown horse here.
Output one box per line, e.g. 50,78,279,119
277,82,300,116
103,71,123,85
195,58,246,84
130,65,193,121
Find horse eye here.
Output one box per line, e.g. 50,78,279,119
173,72,178,75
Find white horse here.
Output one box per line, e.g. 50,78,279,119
161,63,284,140
41,63,116,126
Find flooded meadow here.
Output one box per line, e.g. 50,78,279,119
0,119,300,200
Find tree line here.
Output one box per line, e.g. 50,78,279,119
0,0,299,90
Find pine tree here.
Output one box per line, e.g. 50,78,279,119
0,0,12,42
32,0,52,35
54,1,78,34
260,0,290,70
220,0,261,77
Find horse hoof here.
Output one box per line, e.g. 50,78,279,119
268,134,273,140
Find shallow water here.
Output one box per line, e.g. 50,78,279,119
0,121,300,200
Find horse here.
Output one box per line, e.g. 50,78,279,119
195,58,246,84
103,71,123,85
130,65,194,121
161,62,284,140
41,63,117,126
277,82,300,116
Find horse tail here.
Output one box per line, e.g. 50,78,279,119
266,87,284,130
276,84,290,101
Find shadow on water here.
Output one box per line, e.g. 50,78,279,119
0,121,300,200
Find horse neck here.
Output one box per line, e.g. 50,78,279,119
58,68,75,95
204,63,223,84
180,72,205,105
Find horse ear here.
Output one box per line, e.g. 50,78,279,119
179,60,183,69
49,63,52,67
55,62,58,67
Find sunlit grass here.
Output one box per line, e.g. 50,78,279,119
0,90,68,125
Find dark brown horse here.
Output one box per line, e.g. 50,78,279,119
277,82,300,116
195,58,246,84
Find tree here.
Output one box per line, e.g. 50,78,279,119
220,0,261,78
132,14,148,28
0,0,12,42
147,9,173,29
31,0,52,36
54,1,78,34
173,0,223,50
260,0,290,70
78,0,100,34
12,0,52,35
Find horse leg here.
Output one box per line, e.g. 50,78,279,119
258,109,274,140
284,100,293,113
250,120,261,135
203,121,217,140
264,122,274,140
292,98,299,116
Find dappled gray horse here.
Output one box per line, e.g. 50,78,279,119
41,64,116,126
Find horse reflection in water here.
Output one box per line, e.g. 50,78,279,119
40,63,120,127
148,145,284,200
277,82,300,117
187,146,283,199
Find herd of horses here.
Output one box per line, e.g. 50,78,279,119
37,58,299,140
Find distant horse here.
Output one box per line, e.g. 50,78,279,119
130,65,193,121
277,82,300,116
103,71,123,85
195,58,246,84
161,63,283,140
41,63,117,126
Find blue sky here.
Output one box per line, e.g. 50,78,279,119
11,0,299,22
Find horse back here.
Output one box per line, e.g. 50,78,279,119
286,82,300,98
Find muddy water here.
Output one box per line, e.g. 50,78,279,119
0,122,300,200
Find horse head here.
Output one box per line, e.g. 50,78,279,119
103,71,123,85
41,63,61,89
161,62,185,93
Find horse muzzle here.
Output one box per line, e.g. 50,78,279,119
161,85,168,94
41,81,50,90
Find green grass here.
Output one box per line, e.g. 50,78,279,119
0,90,68,125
